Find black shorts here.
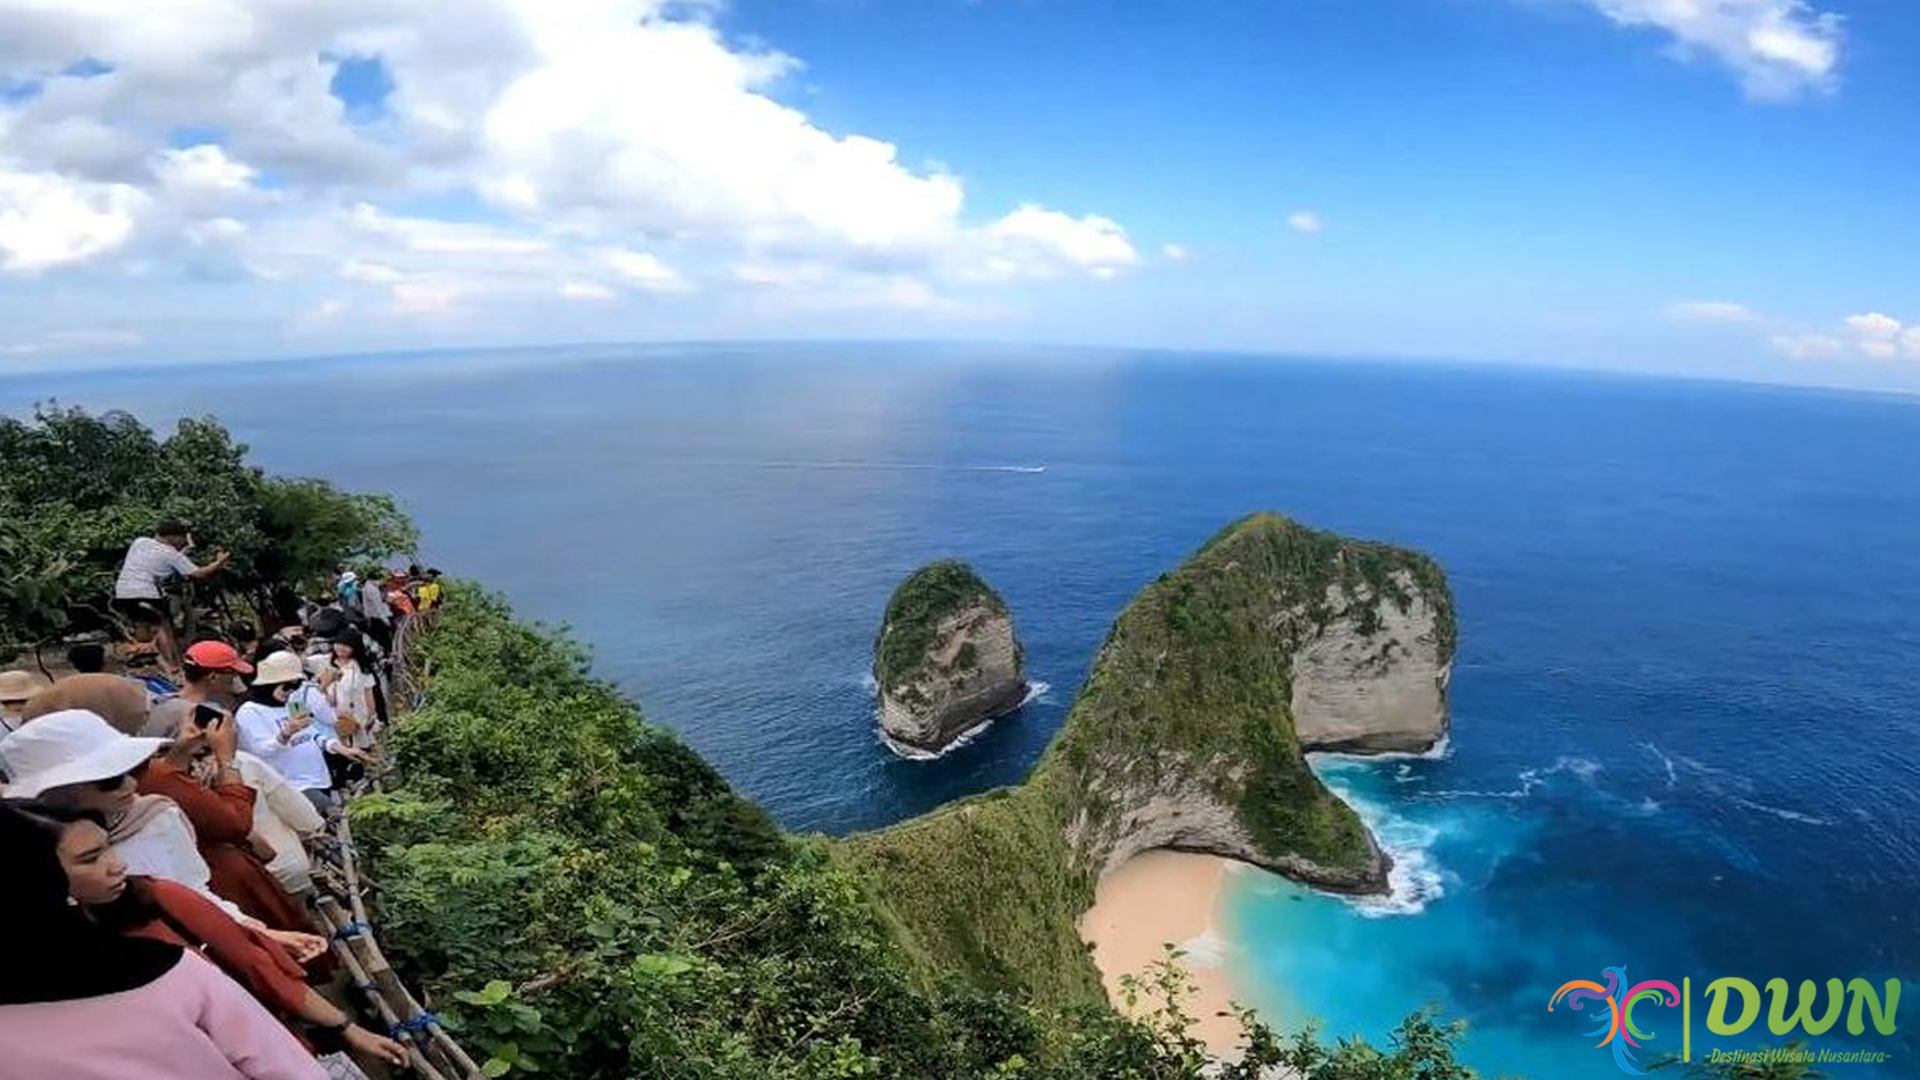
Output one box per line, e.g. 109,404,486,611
112,597,168,624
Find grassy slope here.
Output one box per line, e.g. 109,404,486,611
837,513,1456,1009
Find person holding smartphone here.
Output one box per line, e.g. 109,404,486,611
233,653,371,814
136,699,313,934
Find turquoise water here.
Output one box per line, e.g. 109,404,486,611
7,344,1918,1077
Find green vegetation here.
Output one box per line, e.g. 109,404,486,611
364,586,1496,1079
0,405,415,654
873,560,1007,692
840,513,1456,1009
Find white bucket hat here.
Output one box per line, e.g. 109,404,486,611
0,709,166,798
253,651,306,686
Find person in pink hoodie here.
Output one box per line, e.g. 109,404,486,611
0,802,325,1080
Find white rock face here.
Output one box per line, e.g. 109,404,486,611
1289,570,1451,754
879,600,1027,753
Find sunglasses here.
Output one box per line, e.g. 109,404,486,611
91,770,138,792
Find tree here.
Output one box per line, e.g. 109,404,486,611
0,405,417,654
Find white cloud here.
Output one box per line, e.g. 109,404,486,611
966,206,1139,281
560,281,616,301
1161,243,1192,263
1765,311,1918,362
1667,299,1761,325
0,0,1137,344
1842,312,1902,340
0,327,143,356
600,247,686,292
1571,0,1843,99
1288,210,1325,234
1770,332,1846,360
0,166,146,270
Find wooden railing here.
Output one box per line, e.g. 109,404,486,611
306,608,485,1080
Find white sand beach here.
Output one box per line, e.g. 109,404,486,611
1079,850,1247,1058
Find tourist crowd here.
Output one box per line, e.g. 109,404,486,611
0,526,446,1080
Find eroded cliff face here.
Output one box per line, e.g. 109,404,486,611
1288,571,1452,754
878,600,1027,752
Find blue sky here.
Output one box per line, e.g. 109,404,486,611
0,0,1916,389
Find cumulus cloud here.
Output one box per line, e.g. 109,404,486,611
1288,211,1325,234
1568,0,1844,99
1161,243,1192,263
0,166,145,270
1769,311,1920,362
0,0,1139,346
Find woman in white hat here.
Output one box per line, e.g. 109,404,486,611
235,652,372,814
0,710,326,964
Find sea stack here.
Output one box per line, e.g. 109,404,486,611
873,561,1028,754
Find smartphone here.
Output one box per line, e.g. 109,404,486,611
192,702,225,729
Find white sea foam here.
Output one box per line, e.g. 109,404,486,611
874,680,1051,761
1730,796,1831,827
1418,755,1604,802
1317,770,1446,918
1640,742,1679,789
1181,927,1232,969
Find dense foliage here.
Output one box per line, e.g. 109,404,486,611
873,560,1009,693
0,405,416,652
843,514,1457,1010
365,588,1499,1080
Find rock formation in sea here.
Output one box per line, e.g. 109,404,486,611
839,513,1458,1005
872,560,1028,754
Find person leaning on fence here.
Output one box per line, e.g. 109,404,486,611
112,520,232,670
0,708,325,964
0,802,329,1080
17,801,411,1071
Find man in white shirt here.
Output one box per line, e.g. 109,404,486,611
112,520,231,670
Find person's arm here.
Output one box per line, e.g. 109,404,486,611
243,754,324,835
231,705,282,759
176,954,329,1080
140,763,256,844
185,548,231,581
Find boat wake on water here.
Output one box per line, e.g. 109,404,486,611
757,459,1046,474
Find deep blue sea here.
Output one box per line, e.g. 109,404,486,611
8,344,1919,1078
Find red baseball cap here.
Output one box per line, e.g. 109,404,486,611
184,640,254,675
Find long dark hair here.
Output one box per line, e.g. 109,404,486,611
0,801,181,1006
331,627,367,665
12,802,167,933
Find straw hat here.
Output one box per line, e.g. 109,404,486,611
0,709,166,798
0,669,49,704
252,650,306,686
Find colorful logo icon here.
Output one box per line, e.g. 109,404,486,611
1549,967,1682,1075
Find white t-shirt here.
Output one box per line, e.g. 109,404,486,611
114,537,197,600
234,700,335,793
329,661,378,744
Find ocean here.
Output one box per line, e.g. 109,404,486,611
8,343,1919,1078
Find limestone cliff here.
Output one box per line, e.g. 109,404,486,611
873,561,1028,753
838,513,1457,1007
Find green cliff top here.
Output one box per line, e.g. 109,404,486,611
840,512,1456,1007
873,559,1010,692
